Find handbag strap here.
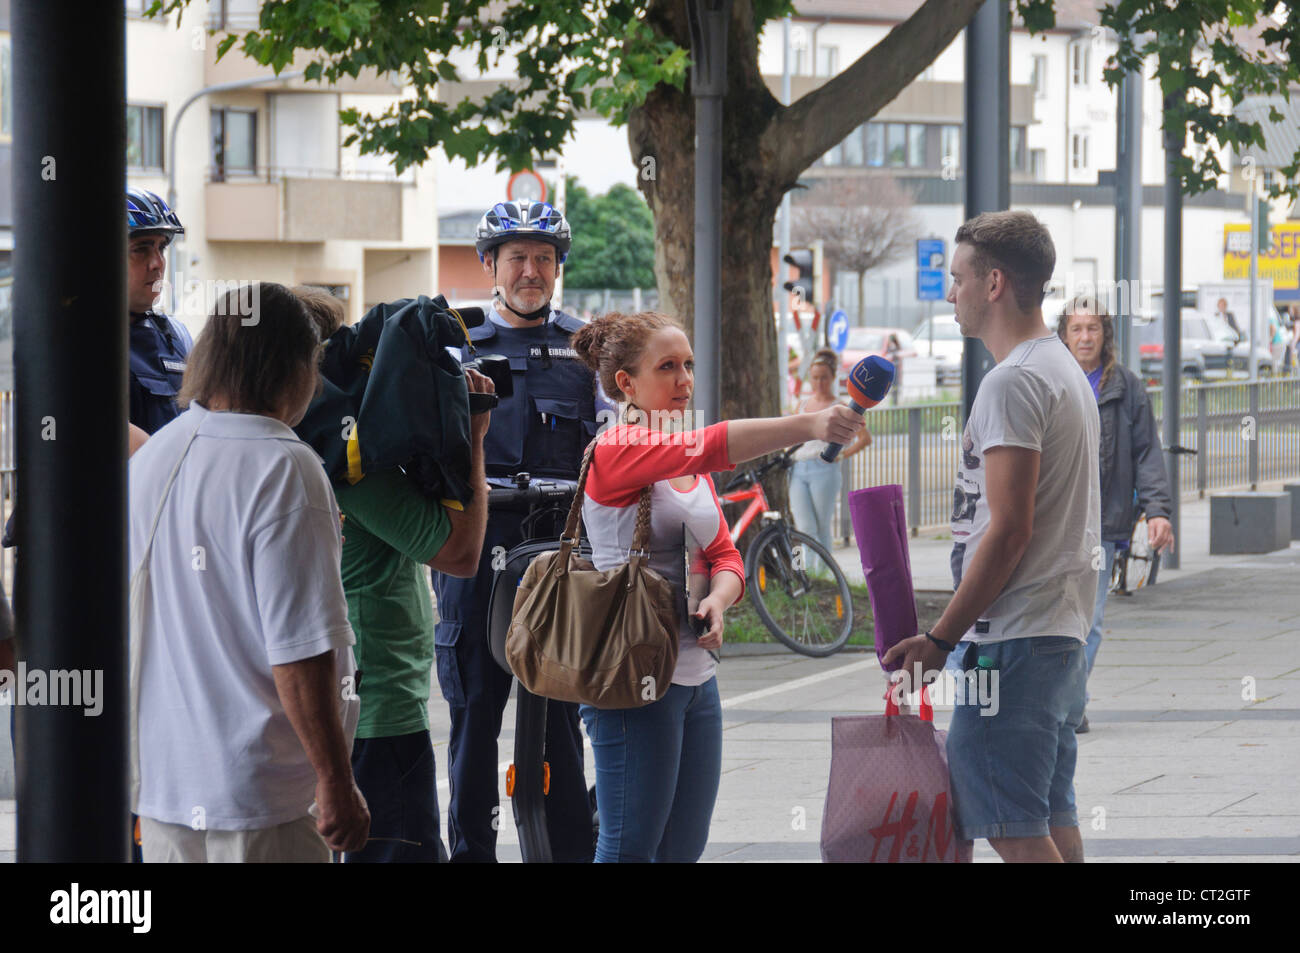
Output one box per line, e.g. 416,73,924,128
136,417,204,571
561,437,653,558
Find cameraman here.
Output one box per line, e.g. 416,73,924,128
294,287,493,862
434,200,602,863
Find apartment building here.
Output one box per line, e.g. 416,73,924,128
759,0,1256,327
125,0,440,334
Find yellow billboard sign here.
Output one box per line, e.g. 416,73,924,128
1223,222,1300,290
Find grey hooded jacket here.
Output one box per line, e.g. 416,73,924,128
1097,363,1173,540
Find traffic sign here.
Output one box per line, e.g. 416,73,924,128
828,310,849,352
917,269,945,301
916,238,946,301
506,169,547,204
917,238,945,270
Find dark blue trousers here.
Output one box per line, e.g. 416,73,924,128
434,517,593,863
345,730,448,863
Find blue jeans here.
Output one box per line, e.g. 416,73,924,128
946,636,1087,841
579,679,722,863
789,457,842,573
1084,540,1118,702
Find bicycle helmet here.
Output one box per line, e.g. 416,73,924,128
127,187,185,238
475,200,570,264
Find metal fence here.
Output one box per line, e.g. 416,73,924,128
0,380,1294,588
834,378,1300,541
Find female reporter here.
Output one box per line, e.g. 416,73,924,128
571,311,864,863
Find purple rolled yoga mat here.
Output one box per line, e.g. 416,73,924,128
848,484,919,672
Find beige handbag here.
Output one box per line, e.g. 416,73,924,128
505,439,678,709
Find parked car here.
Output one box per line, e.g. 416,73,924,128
909,314,964,385
1138,310,1274,383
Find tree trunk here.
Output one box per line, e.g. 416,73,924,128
628,0,984,425
630,0,786,430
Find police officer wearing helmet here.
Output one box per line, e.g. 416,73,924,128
127,188,193,434
434,200,602,863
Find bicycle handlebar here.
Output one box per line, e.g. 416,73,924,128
723,447,799,492
487,477,579,508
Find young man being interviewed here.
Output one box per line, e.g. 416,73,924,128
884,211,1101,864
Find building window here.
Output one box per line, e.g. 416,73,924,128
0,34,10,145
1031,55,1048,98
815,45,839,77
126,104,165,170
821,140,842,167
211,107,257,179
1010,126,1026,173
866,124,884,167
1030,148,1046,180
907,125,927,167
886,123,907,167
207,0,261,31
793,47,809,77
940,125,960,169
1071,132,1089,170
841,124,864,165
1071,44,1090,86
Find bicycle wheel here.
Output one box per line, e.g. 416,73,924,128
1124,515,1158,591
745,524,854,657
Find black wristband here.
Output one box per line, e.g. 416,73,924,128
925,630,956,652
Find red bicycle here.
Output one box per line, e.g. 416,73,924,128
719,448,855,657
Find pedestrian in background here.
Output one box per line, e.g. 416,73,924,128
1059,297,1174,732
789,348,871,573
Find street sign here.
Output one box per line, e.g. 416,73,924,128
917,269,945,301
916,238,946,301
506,169,547,204
828,309,849,352
917,238,945,269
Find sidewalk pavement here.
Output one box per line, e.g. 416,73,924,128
3,487,1296,862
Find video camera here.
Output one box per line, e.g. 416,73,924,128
422,294,513,414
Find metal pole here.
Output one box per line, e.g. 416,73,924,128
1114,67,1143,369
14,0,129,861
1249,187,1258,384
688,0,732,428
166,70,303,312
1161,96,1183,570
554,156,566,311
778,16,792,410
961,0,1009,423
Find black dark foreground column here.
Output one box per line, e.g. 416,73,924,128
13,0,129,861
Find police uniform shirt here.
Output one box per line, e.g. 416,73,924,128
461,304,601,480
129,311,193,435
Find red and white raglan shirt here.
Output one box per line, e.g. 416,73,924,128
583,421,746,687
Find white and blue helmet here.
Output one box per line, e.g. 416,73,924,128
475,200,571,264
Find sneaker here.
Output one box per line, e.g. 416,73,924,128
1076,713,1090,734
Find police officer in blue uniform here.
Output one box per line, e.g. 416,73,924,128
434,201,601,862
126,188,192,434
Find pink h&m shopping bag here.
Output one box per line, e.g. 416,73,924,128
848,485,917,672
820,689,973,863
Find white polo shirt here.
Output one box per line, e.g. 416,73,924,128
129,403,359,830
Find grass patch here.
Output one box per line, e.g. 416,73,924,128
724,583,952,649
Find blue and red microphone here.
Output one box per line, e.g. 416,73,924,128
820,355,895,462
